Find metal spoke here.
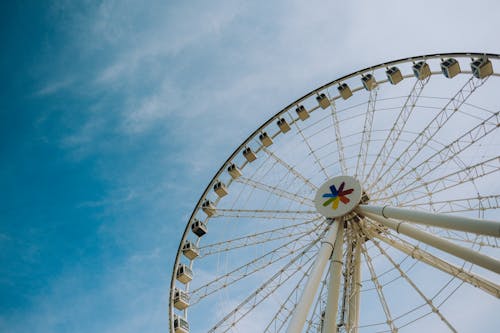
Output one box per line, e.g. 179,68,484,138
235,176,315,207
355,87,378,180
369,75,488,194
361,211,500,274
190,225,324,304
207,236,321,332
437,234,499,249
261,147,318,190
304,270,329,333
263,260,316,333
364,78,429,186
199,218,321,257
328,96,348,175
371,238,457,332
358,204,500,237
375,156,500,203
290,112,330,180
377,110,499,194
361,242,398,333
213,208,318,220
407,194,500,214
372,231,500,298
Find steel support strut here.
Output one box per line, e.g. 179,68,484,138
323,224,344,332
359,210,500,274
348,237,362,333
286,220,340,333
357,204,500,237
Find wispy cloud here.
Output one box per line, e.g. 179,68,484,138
92,0,244,84
34,78,73,96
0,250,169,333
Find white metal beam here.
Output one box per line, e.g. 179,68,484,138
359,210,500,274
286,220,340,333
348,238,362,333
323,224,344,333
373,232,500,298
358,204,500,237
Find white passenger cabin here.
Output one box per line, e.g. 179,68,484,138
201,200,216,217
174,315,189,333
295,105,309,120
362,74,377,91
213,181,228,198
227,163,242,179
338,83,352,99
173,288,190,310
259,132,273,147
176,264,193,284
316,93,330,109
182,240,199,259
243,147,257,162
412,61,431,80
471,57,492,79
386,66,403,85
441,58,460,78
191,218,208,237
277,118,291,133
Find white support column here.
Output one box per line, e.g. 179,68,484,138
323,224,344,333
348,238,362,333
358,204,500,237
359,210,500,274
286,221,340,333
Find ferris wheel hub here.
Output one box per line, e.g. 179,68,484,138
314,176,362,218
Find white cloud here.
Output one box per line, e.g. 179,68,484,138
92,0,244,84
0,248,170,333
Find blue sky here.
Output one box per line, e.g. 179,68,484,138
1,1,500,332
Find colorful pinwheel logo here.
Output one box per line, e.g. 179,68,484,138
322,182,354,210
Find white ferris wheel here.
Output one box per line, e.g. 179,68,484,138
169,53,500,333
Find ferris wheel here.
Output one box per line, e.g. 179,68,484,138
169,53,500,333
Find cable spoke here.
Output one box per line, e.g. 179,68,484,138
235,176,315,207
437,234,499,249
369,75,489,194
214,208,318,220
370,238,457,332
290,112,330,180
361,242,398,332
207,235,321,332
199,218,322,257
372,231,500,298
378,110,499,194
355,87,378,180
406,194,500,214
190,224,324,304
327,96,348,175
365,78,429,186
304,270,330,333
263,260,316,333
261,147,318,190
374,156,500,203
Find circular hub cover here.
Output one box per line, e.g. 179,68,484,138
314,176,362,218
